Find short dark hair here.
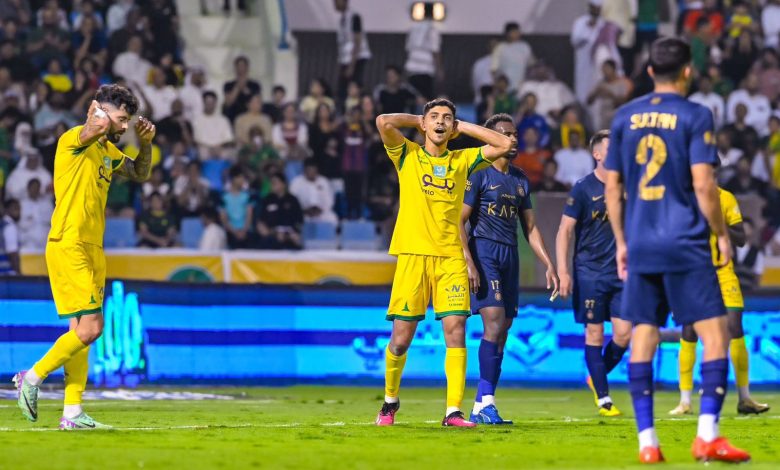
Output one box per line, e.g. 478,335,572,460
602,59,617,70
649,37,692,83
504,22,520,35
94,84,139,115
589,129,610,152
234,55,249,67
201,205,219,223
484,113,514,130
202,90,217,101
272,85,286,94
423,98,456,117
269,172,287,186
229,165,244,179
303,157,318,169
385,65,401,75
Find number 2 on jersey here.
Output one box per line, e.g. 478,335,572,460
635,134,667,201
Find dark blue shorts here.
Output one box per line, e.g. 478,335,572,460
572,275,623,324
621,266,726,326
470,238,519,318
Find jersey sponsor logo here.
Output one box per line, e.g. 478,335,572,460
421,174,455,191
98,156,112,184
487,202,518,219
433,165,447,178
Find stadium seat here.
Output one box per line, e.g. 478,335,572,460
104,218,137,248
302,221,339,250
340,220,379,250
202,160,230,192
180,217,205,249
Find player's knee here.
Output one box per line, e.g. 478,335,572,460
76,321,103,345
388,342,409,356
482,320,502,342
612,329,631,348
699,334,728,356
584,324,604,346
681,324,698,342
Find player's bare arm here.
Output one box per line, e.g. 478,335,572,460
522,208,559,291
691,163,731,267
555,215,577,298
78,100,111,147
459,203,480,293
114,117,156,182
454,120,513,162
375,113,422,147
604,169,627,280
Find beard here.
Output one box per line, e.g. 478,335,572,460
107,131,122,143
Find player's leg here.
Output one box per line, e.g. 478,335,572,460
670,324,697,415
474,306,503,413
603,285,630,375
728,309,769,413
434,256,475,427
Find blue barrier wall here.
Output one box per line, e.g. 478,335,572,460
2,278,780,386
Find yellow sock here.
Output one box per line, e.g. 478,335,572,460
32,330,87,380
384,346,407,399
445,348,467,410
679,339,696,394
64,346,90,405
730,337,749,389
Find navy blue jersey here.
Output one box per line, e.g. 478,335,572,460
604,92,718,273
464,165,532,246
562,173,617,279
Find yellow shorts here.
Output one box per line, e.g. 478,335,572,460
46,239,106,318
387,254,469,321
717,268,744,311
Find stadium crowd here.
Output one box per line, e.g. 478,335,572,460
0,0,778,275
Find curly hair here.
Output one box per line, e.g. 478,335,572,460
94,84,139,115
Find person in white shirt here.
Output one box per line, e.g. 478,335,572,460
174,161,211,217
404,19,441,100
112,35,152,87
471,40,498,103
491,22,535,93
518,63,577,125
554,130,594,187
179,67,211,122
334,0,371,103
689,74,725,127
192,91,235,160
106,0,134,35
726,73,772,136
18,178,52,250
5,150,52,202
762,0,780,49
0,198,20,275
198,206,227,251
571,0,622,104
289,158,338,224
142,67,178,121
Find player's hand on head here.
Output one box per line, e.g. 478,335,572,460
416,115,425,136
135,116,156,144
616,243,628,281
87,100,110,133
449,120,461,141
716,234,732,268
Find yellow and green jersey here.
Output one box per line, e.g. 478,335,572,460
385,138,489,258
710,187,742,274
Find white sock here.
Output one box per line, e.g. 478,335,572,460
638,427,659,450
63,404,83,419
680,390,692,404
738,386,750,401
24,369,42,386
472,401,483,415
697,414,719,442
481,395,495,407
384,395,399,404
597,396,612,407
445,406,460,416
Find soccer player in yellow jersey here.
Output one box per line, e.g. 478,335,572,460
670,187,770,416
374,98,512,427
13,84,156,429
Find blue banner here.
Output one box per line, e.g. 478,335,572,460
2,279,780,386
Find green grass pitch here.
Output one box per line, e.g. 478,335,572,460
1,386,778,469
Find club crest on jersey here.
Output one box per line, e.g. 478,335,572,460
103,156,111,169
517,185,525,197
433,165,446,178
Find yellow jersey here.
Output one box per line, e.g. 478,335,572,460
710,187,742,273
49,126,130,247
386,138,489,257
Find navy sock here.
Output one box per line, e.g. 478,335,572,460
602,340,628,374
700,358,728,417
628,361,655,432
585,344,609,398
494,352,504,391
477,339,499,398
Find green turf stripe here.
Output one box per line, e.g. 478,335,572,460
59,307,102,319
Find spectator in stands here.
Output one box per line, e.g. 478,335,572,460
534,159,568,193
708,62,734,98
404,15,441,100
755,48,780,104
263,85,286,123
723,156,767,199
235,94,273,147
237,125,278,170
513,127,551,187
42,59,72,94
763,0,780,49
688,16,714,75
689,73,725,127
142,166,171,205
471,39,498,103
193,91,235,160
290,158,338,225
341,106,369,219
516,93,550,150
272,103,309,182
344,80,362,113
142,67,178,121
198,206,227,251
518,63,576,126
163,141,191,174
0,40,36,84
683,0,724,36
71,0,104,30
0,66,24,109
34,91,78,146
179,66,209,121
0,197,20,275
586,59,632,130
723,103,761,153
72,14,108,69
18,178,52,250
334,0,371,105
602,0,636,75
726,1,758,39
0,1,31,25
26,5,70,70
492,22,534,93
716,130,743,183
484,74,517,119
222,56,261,123
722,30,761,90
368,168,398,228
112,35,152,87
299,78,336,124
256,173,303,250
138,192,178,248
554,130,593,188
571,0,622,104
737,217,765,292
5,149,52,201
156,99,194,149
309,103,339,171
69,62,101,116
220,165,253,249
553,106,587,151
147,0,180,61
107,0,135,36
175,160,211,218
373,66,422,115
